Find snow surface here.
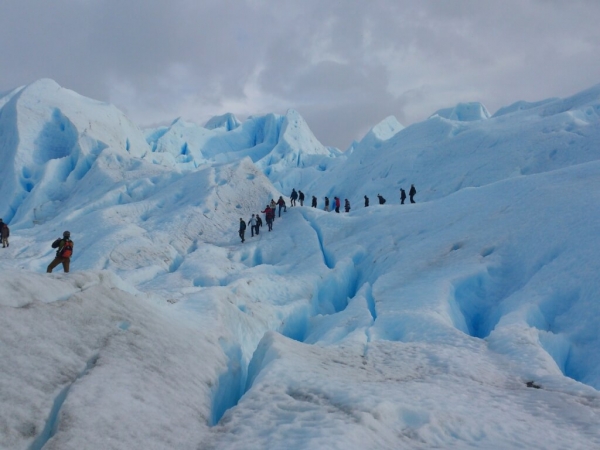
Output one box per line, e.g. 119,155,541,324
2,79,600,450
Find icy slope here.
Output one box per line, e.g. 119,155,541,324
0,270,220,450
4,158,600,449
205,160,600,449
0,79,150,225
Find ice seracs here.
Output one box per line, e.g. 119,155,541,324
204,113,242,131
431,101,491,121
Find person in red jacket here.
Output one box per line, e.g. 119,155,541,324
47,231,74,273
334,197,341,213
261,205,274,231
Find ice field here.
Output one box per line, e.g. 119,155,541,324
1,79,600,449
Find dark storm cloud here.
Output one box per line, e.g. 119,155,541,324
1,0,599,149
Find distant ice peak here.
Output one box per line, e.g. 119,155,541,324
204,113,242,131
431,102,491,122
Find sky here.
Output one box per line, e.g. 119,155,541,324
1,0,599,149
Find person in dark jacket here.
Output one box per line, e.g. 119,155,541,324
334,197,341,213
377,194,386,205
1,221,9,248
324,197,330,211
239,219,246,243
262,206,274,231
47,231,74,273
255,214,262,235
364,195,369,207
409,184,417,203
277,196,287,217
344,199,350,212
298,190,305,206
311,196,317,208
290,189,298,206
400,188,406,204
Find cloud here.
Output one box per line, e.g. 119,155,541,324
1,0,599,149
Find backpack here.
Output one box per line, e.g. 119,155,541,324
60,239,73,258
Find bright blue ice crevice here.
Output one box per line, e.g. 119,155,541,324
365,283,377,321
244,333,279,395
450,271,497,338
451,248,563,339
300,211,334,269
314,257,358,315
210,342,247,426
29,354,99,450
168,254,184,273
525,289,585,384
278,304,311,342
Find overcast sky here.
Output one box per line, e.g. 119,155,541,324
1,0,599,149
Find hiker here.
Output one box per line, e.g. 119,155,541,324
47,231,74,273
248,214,257,237
239,218,246,243
311,196,317,208
290,189,298,206
298,191,305,206
400,188,406,205
377,194,386,205
277,196,287,217
409,184,417,203
364,195,369,207
262,205,274,231
270,199,277,220
255,214,263,235
324,197,330,212
345,199,350,213
1,220,9,248
334,197,341,213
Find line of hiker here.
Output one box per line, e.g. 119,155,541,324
238,185,417,243
238,196,285,243
367,184,417,206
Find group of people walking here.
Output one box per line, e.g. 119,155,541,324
238,196,287,243
366,185,417,207
237,185,417,243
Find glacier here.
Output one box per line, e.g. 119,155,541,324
1,79,600,449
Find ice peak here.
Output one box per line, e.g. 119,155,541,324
204,113,241,131
431,102,491,122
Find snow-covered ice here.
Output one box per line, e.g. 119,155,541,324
1,79,600,449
